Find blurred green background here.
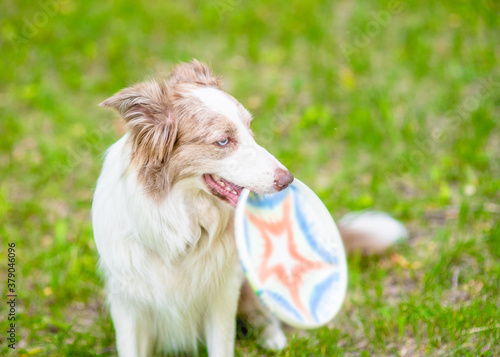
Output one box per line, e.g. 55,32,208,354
1,0,499,355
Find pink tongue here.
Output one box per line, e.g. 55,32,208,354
222,181,242,199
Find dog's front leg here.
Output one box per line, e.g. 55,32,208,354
204,266,242,357
110,299,154,357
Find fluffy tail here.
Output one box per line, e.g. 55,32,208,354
337,211,408,254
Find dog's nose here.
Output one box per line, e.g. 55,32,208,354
274,169,294,191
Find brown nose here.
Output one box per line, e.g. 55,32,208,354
274,168,294,191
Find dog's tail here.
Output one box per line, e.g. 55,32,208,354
337,211,408,254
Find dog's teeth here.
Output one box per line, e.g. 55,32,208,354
231,190,237,195
219,181,225,187
212,174,221,181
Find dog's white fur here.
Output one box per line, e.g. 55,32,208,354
93,135,238,355
92,60,407,357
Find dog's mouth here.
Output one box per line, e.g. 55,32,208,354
203,174,244,207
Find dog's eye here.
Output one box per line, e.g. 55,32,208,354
216,138,229,146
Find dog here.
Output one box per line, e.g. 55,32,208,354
92,60,407,357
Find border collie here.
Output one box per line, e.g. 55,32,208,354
92,60,407,357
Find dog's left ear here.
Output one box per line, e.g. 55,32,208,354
99,80,177,172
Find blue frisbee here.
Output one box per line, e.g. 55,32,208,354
234,178,348,329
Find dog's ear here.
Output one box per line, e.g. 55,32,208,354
167,59,221,87
100,80,177,170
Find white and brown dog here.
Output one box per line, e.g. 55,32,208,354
92,60,407,357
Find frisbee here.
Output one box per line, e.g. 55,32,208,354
234,178,347,329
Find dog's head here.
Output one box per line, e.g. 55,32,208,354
100,60,293,207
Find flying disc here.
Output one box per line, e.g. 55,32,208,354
234,179,347,329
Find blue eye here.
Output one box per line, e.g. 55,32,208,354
217,138,229,146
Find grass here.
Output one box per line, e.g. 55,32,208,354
1,0,499,355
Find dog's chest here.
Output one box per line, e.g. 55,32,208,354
124,189,240,306
154,229,237,297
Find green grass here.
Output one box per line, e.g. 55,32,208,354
1,0,499,355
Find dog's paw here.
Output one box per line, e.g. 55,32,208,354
259,327,287,351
